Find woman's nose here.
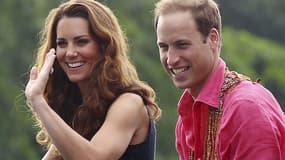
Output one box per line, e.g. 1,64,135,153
66,46,78,57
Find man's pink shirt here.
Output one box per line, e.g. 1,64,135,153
176,58,285,160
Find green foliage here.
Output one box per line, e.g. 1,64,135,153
219,0,285,44
0,0,63,159
222,27,285,110
0,0,284,160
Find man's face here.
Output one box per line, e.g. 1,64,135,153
156,11,219,96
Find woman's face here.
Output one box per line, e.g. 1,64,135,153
56,16,100,86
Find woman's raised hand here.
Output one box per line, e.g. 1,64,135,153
25,49,56,108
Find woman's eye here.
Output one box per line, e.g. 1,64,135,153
56,41,67,48
77,39,89,46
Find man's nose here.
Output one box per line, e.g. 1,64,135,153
167,47,179,66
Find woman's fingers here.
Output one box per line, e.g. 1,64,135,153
25,48,56,100
29,66,38,81
25,66,38,99
38,49,56,82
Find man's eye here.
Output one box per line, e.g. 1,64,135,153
176,43,189,49
178,43,188,46
158,44,168,51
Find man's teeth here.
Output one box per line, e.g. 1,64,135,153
172,67,188,74
67,62,84,68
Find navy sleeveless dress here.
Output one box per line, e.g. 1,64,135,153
119,120,156,160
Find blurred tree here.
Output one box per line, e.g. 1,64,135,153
218,0,285,44
0,0,62,159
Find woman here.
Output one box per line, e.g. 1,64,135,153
25,0,161,159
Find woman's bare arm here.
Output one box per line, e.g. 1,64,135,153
42,145,57,160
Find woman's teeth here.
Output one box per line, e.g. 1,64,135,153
67,62,84,68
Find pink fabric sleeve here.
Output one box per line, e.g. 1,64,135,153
217,94,284,159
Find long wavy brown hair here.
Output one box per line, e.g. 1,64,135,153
30,0,161,158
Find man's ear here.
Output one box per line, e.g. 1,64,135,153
207,28,220,51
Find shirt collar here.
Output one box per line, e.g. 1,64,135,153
196,58,225,108
178,90,194,115
178,58,226,113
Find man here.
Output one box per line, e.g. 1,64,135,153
154,0,285,159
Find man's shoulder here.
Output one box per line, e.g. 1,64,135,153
222,80,282,120
225,80,273,103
